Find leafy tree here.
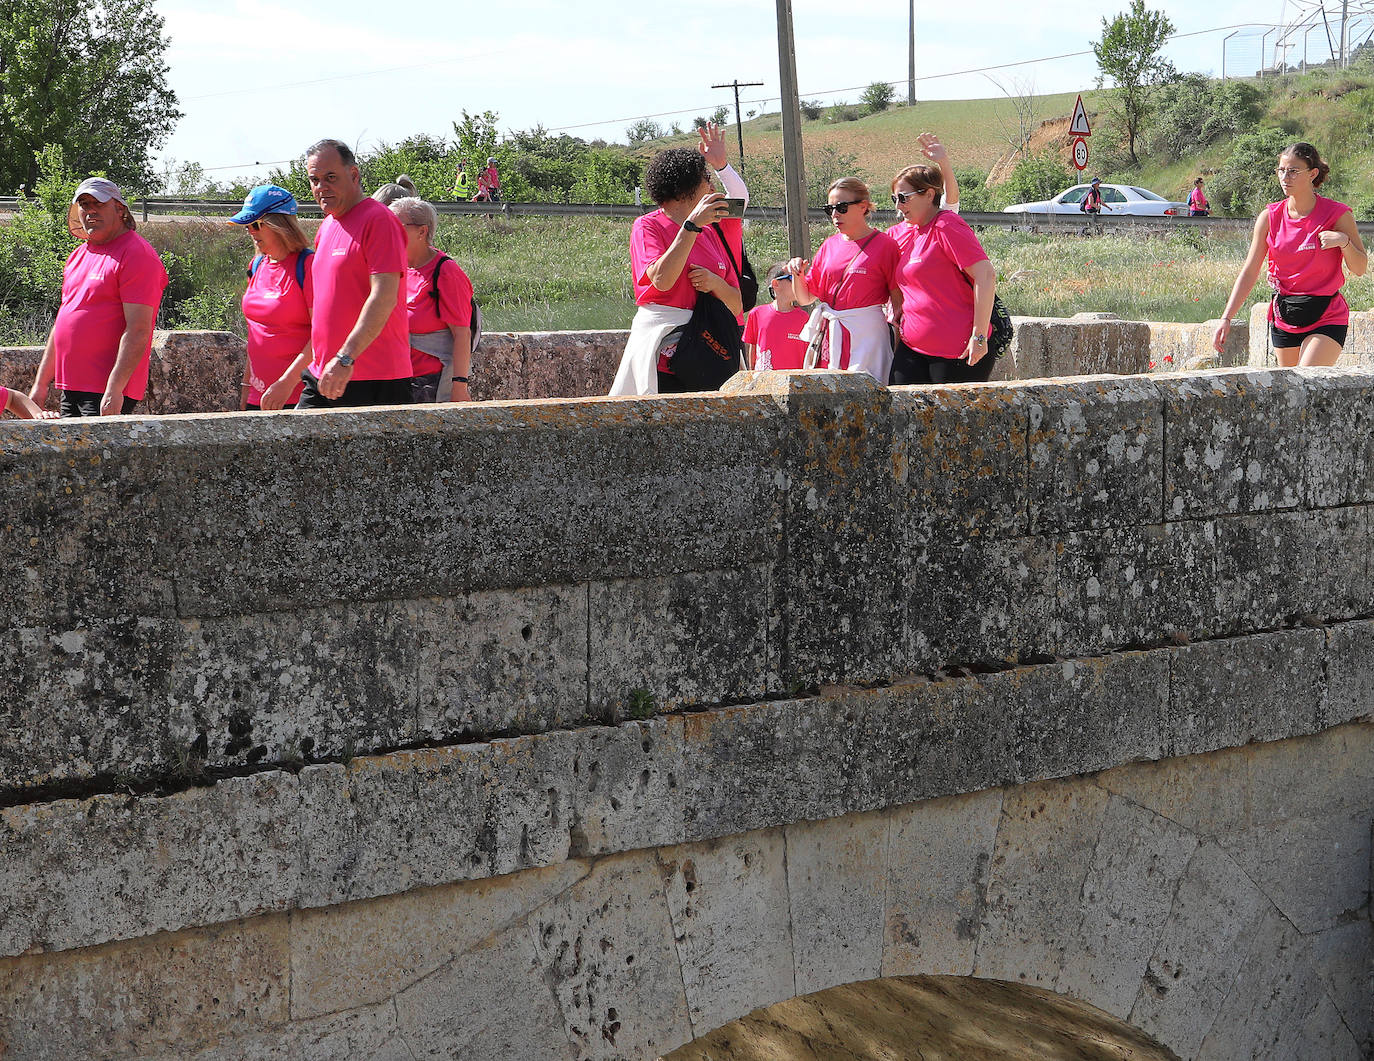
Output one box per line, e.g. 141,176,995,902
799,100,824,120
1148,74,1263,162
711,105,730,127
1092,0,1176,165
994,149,1072,208
745,144,864,208
1212,127,1290,217
0,145,77,342
0,0,181,193
625,119,665,145
861,81,896,114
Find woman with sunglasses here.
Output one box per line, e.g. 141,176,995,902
227,185,314,410
1214,142,1365,366
610,122,748,395
786,178,901,382
888,163,999,385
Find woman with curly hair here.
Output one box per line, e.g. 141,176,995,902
610,122,748,395
1214,142,1366,366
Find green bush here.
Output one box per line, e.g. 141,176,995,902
0,144,78,343
952,167,994,212
1211,127,1290,217
799,99,824,121
994,150,1072,208
1149,74,1264,162
861,81,896,114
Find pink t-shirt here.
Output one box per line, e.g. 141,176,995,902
1188,187,1209,211
892,212,990,359
743,304,811,370
242,252,312,405
0,386,9,414
309,197,411,381
1266,196,1352,332
631,212,745,318
406,255,474,376
51,229,168,400
805,230,900,309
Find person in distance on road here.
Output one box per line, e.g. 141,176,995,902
786,177,903,383
1213,141,1366,366
1188,177,1210,217
298,138,414,408
227,184,314,411
29,178,168,417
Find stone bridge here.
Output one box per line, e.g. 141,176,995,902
0,369,1369,1059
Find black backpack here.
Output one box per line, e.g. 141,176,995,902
428,254,483,354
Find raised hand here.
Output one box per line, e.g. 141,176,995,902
698,122,729,171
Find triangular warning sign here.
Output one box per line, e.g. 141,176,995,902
1069,95,1091,136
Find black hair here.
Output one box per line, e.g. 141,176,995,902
644,148,710,206
1281,142,1330,187
306,138,356,166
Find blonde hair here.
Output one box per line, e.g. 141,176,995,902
828,176,872,202
255,212,310,254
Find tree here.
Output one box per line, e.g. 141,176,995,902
1092,0,1176,165
987,74,1042,163
0,0,181,193
1212,127,1290,217
994,150,1072,209
861,81,896,114
1148,74,1262,162
625,119,665,145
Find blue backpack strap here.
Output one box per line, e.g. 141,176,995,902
296,247,313,289
246,253,264,279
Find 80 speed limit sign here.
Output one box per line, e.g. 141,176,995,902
1072,137,1089,171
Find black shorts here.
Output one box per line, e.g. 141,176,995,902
1270,322,1348,349
411,371,443,404
889,341,998,386
296,371,414,409
59,390,139,417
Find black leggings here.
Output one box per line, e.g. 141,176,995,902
889,341,998,385
59,390,139,417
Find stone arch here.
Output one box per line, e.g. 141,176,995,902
660,974,1181,1060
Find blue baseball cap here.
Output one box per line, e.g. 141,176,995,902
228,185,298,225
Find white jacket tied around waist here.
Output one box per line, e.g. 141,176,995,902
800,301,893,383
610,304,693,396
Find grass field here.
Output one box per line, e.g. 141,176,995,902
105,213,1338,344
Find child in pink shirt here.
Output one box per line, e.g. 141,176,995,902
0,386,57,419
743,264,812,371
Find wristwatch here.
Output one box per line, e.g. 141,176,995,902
336,352,356,367
683,220,703,233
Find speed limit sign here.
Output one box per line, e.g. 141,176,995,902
1072,137,1089,171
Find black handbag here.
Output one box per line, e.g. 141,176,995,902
667,227,748,391
1273,293,1333,330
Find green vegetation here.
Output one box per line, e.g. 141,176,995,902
1092,0,1176,165
861,82,898,114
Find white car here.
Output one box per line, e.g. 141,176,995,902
1004,183,1190,216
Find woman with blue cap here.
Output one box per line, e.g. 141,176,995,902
228,185,314,410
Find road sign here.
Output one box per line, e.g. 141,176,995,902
1072,137,1089,171
1069,95,1092,137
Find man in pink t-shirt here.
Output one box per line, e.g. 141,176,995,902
297,138,413,409
30,177,168,417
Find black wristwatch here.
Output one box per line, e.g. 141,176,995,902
683,220,703,233
336,352,356,367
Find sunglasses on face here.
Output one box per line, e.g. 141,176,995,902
891,190,921,205
823,199,863,216
247,219,272,231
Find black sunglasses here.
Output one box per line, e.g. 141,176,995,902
822,199,863,216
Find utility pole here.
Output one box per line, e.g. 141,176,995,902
775,0,808,258
908,0,916,105
712,79,765,171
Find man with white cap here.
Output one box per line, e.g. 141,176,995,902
30,178,169,416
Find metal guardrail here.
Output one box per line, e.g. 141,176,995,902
7,195,1374,236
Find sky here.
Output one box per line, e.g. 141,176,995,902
153,0,1311,186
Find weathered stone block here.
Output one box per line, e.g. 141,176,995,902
1168,630,1325,755
1025,375,1163,533
394,917,578,1060
588,565,773,716
568,717,686,857
657,830,794,1037
1162,369,1307,519
168,601,419,770
989,652,1169,783
1056,794,1199,1019
0,772,300,957
785,810,887,996
413,583,589,740
290,860,586,1020
530,850,692,1060
892,384,1029,540
1299,367,1374,507
1210,511,1337,634
1055,522,1219,654
1010,318,1153,378
1324,621,1374,726
725,371,898,685
470,332,527,401
148,1002,416,1061
973,778,1111,988
905,531,1058,669
145,330,245,414
519,329,623,400
0,916,290,1059
1127,841,1275,1058
882,787,1002,978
